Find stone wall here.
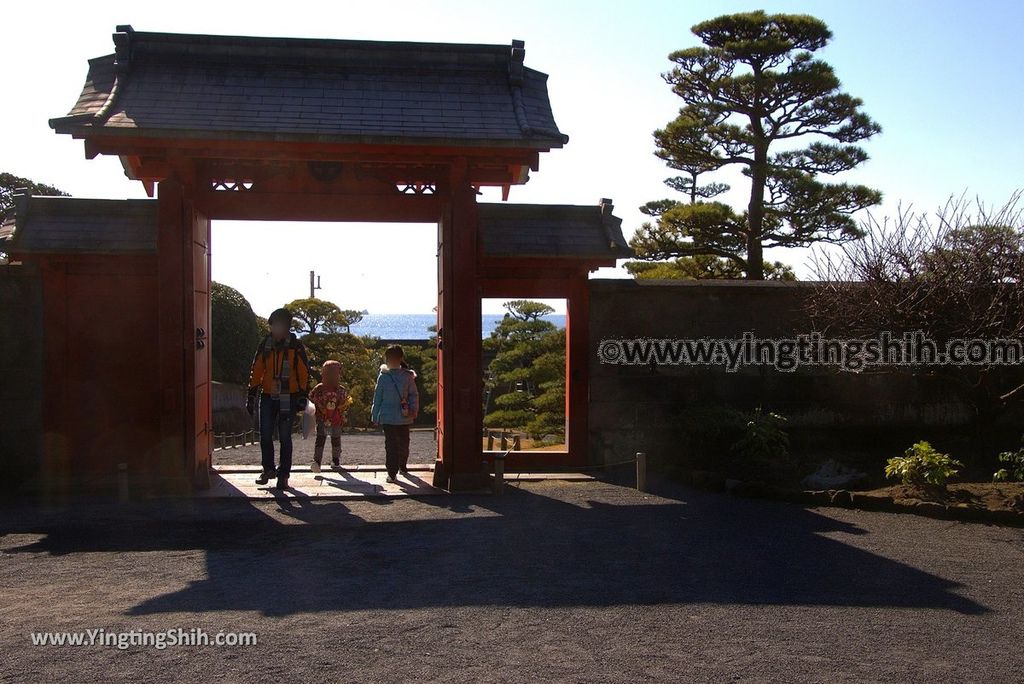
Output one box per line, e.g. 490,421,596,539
587,279,1023,473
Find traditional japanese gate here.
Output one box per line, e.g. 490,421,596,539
48,27,627,491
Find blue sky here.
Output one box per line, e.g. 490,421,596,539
3,1,1021,315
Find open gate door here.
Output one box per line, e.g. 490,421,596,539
434,208,453,488
185,203,212,489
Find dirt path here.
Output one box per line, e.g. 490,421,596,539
1,476,1022,682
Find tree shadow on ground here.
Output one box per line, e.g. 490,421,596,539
0,477,987,616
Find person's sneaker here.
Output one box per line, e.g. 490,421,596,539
311,461,321,474
255,469,276,485
274,477,289,489
399,466,410,475
331,458,341,468
385,474,397,484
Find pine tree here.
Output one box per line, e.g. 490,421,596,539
634,11,882,279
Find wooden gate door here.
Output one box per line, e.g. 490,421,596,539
185,203,212,489
434,207,453,488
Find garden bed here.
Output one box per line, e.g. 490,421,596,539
863,482,1024,511
685,470,1024,526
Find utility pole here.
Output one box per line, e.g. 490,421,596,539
309,270,322,299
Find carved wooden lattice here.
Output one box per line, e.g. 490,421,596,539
396,182,436,195
211,179,255,192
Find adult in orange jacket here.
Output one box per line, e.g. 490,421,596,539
246,308,311,489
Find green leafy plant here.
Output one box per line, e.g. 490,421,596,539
731,408,789,463
993,438,1024,482
726,407,795,484
885,441,962,486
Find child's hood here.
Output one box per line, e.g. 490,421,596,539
379,363,417,378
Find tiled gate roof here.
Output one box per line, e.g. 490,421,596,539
50,26,569,150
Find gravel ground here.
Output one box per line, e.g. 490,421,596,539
213,428,437,467
1,474,1022,683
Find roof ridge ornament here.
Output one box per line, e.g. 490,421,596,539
93,25,135,123
112,25,135,73
598,198,627,250
508,39,569,144
11,189,31,237
508,39,535,138
509,39,525,85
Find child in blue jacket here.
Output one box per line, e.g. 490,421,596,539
370,345,419,483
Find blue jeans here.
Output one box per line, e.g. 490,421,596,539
259,395,294,479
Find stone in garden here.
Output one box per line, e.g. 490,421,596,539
801,459,868,490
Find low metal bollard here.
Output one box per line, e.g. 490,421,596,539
636,451,647,493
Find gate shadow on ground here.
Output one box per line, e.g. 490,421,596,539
1,477,987,616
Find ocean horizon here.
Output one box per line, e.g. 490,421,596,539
347,312,566,340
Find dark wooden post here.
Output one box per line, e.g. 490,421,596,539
156,177,189,492
443,158,484,490
566,272,590,467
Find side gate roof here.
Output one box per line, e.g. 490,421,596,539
3,195,631,266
